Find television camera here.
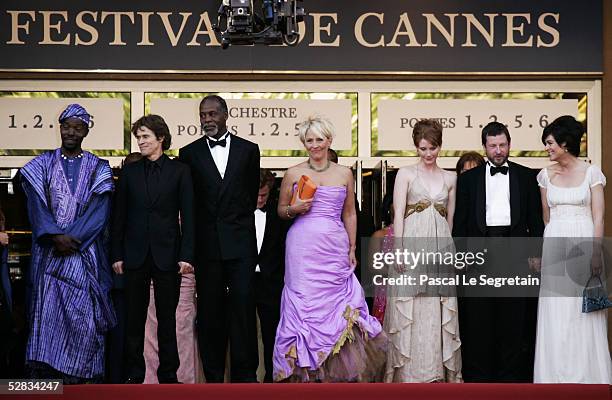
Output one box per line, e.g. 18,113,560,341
215,0,305,49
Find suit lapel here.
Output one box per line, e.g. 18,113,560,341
134,159,150,206
196,138,223,184
509,161,520,229
218,136,243,200
475,165,487,234
260,209,274,254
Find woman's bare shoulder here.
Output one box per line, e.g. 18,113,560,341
334,163,352,175
443,169,457,184
396,164,418,181
285,163,307,178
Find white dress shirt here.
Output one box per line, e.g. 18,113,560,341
207,131,231,178
254,208,266,272
485,161,511,226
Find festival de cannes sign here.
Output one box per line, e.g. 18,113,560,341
0,0,602,73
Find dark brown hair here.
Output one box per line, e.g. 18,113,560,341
122,152,143,167
131,114,172,151
412,119,443,148
259,169,275,190
482,122,511,145
541,115,584,157
455,151,485,175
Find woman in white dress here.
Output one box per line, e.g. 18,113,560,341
534,115,612,384
384,119,462,383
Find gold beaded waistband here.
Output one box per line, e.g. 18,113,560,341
405,200,447,218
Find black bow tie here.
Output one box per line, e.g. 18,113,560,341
207,135,227,148
490,165,509,176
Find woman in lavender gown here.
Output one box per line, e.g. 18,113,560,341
273,116,387,382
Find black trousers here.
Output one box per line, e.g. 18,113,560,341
459,297,536,382
124,251,181,383
196,257,258,383
105,286,127,383
0,283,12,379
459,225,537,382
253,272,282,383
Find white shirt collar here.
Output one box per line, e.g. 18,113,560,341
486,160,509,169
207,131,231,178
207,131,230,143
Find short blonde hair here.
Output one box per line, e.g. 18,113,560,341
297,115,335,144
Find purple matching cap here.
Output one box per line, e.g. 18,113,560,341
58,103,91,126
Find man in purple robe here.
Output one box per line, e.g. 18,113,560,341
21,104,115,383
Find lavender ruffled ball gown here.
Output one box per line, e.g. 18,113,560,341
273,185,387,382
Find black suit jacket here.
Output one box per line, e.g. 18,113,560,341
256,203,289,294
179,134,260,261
111,155,195,270
452,161,544,239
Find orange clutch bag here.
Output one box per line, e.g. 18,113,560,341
290,175,317,205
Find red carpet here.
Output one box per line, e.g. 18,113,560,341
2,383,610,400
